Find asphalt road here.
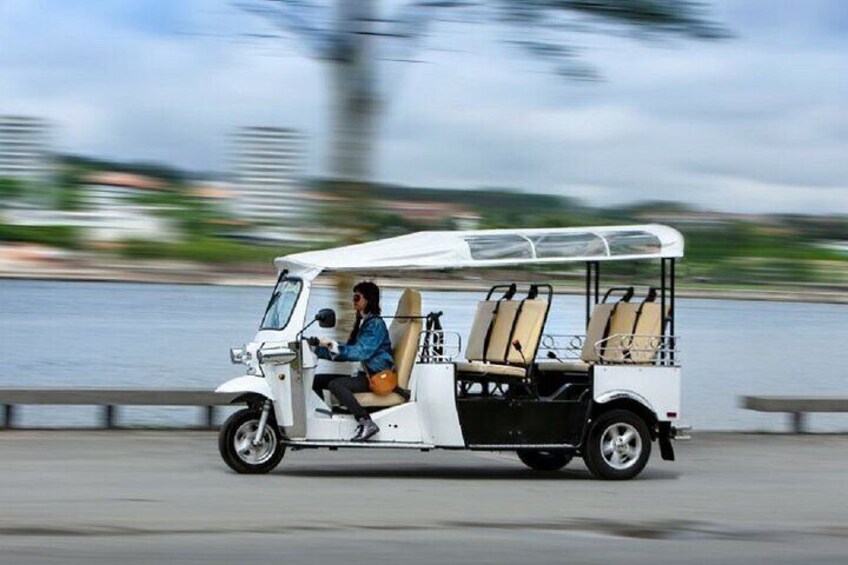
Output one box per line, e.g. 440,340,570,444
1,431,846,564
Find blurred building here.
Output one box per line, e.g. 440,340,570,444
0,115,53,185
378,200,480,230
230,127,310,227
84,172,167,212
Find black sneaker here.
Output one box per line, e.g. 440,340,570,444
352,418,379,441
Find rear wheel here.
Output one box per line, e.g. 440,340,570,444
517,449,573,471
218,407,285,474
584,409,651,480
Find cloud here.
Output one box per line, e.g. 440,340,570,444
0,0,845,214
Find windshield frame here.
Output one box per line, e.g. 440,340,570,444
259,272,303,331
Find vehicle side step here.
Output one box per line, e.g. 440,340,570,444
284,439,436,449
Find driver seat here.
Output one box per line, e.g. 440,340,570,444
354,289,423,408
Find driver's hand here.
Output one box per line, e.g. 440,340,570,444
318,338,333,348
306,336,320,348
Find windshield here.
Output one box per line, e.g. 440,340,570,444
260,277,302,330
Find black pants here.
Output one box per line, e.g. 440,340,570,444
312,373,371,420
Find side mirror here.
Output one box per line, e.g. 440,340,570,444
316,308,336,329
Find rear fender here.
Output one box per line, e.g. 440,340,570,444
594,390,656,416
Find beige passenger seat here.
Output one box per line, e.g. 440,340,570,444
629,302,670,364
354,289,423,408
600,302,640,363
455,296,548,378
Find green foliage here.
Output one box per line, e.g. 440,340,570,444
119,238,283,264
0,177,25,202
0,224,81,248
59,155,188,184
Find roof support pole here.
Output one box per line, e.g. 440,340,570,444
660,258,667,364
670,258,676,365
585,262,591,328
594,262,600,305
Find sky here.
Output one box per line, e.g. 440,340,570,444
0,0,846,215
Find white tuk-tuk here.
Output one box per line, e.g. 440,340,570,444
217,224,687,480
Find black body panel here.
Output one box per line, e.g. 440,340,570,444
457,396,590,446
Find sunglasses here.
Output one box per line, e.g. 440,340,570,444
352,294,363,303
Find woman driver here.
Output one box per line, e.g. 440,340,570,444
311,281,394,441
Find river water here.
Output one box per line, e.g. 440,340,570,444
1,279,846,431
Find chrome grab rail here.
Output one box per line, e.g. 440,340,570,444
417,330,462,363
594,334,680,366
539,333,680,366
539,334,585,360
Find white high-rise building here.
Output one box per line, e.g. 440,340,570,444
0,116,53,184
231,127,308,226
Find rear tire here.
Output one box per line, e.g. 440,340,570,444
218,407,285,474
517,449,573,471
584,409,651,480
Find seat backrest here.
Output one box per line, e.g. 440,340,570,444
465,300,497,362
581,303,616,362
601,302,639,363
485,300,521,364
388,289,423,389
629,303,669,364
505,299,549,366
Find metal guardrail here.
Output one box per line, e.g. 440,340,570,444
740,395,848,433
0,389,238,429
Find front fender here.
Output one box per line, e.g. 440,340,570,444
216,375,273,401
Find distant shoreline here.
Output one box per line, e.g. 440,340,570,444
2,267,846,305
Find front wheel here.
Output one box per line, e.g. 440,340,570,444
218,407,285,474
583,409,651,480
517,449,573,471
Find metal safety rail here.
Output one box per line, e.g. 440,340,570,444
417,330,462,363
0,389,238,429
539,334,680,366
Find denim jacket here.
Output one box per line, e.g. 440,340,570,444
315,315,395,375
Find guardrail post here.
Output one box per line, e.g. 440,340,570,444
791,412,806,434
4,405,15,429
103,405,117,429
205,406,215,430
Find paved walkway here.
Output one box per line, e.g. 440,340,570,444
1,431,846,564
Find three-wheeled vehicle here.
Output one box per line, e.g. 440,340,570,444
217,224,687,480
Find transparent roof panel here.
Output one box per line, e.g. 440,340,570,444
530,233,607,259
606,231,662,256
466,234,533,260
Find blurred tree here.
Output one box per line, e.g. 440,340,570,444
0,177,25,205
243,0,727,183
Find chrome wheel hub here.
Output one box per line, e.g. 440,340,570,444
234,419,276,465
600,422,642,470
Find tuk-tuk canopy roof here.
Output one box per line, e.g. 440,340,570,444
276,224,683,279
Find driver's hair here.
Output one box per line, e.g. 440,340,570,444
347,281,381,344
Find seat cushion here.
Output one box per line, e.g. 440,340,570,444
454,361,527,378
536,360,591,373
354,392,406,408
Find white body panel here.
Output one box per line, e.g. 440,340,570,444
412,363,464,447
593,365,681,422
299,363,463,446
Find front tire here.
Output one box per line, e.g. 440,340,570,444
584,409,651,480
517,449,573,471
218,407,285,474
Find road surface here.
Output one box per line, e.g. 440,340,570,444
1,431,846,564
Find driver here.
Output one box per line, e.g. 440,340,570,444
310,281,394,441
